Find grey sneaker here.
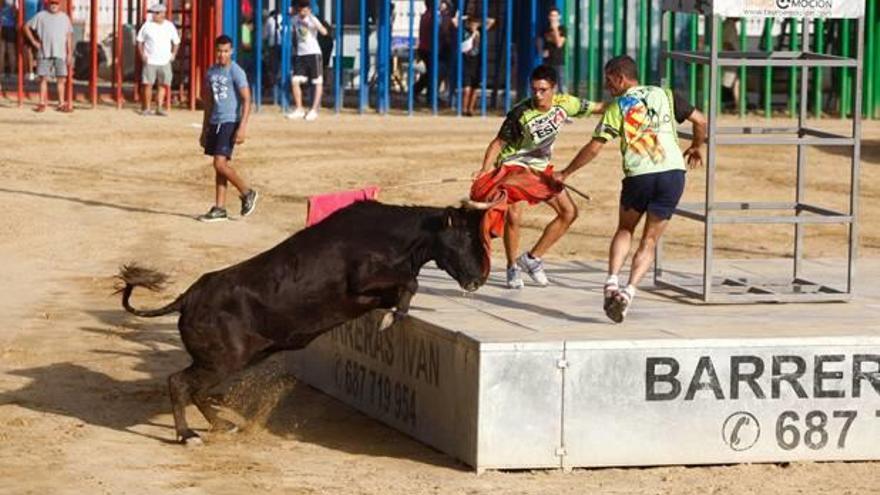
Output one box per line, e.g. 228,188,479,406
516,253,549,286
139,108,154,116
155,108,168,116
198,206,228,222
506,266,524,289
607,286,635,324
240,189,259,217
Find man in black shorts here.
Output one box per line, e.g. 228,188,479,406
558,55,707,322
460,14,493,116
286,0,327,121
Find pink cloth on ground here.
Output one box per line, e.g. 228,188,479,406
306,187,381,227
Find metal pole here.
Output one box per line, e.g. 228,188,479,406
89,0,98,107
704,14,719,301
689,13,697,105
794,17,810,281
529,0,536,91
613,0,622,56
788,19,799,118
189,0,198,110
16,0,24,106
841,19,851,118
813,18,824,118
430,0,438,114
135,0,146,103
406,0,414,115
377,0,388,113
359,0,368,112
455,0,462,116
587,0,597,101
480,0,487,116
280,0,291,112
254,0,262,111
664,12,674,86
638,0,647,80
66,0,74,107
763,18,773,118
701,15,709,112
504,0,511,111
865,0,875,119
738,17,746,117
116,0,124,108
335,0,343,113
849,17,863,294
165,0,173,109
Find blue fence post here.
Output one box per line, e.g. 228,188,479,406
504,0,512,112
407,0,415,115
280,0,292,112
334,0,343,113
455,0,463,116
380,0,392,113
480,0,488,116
431,0,439,114
359,0,368,113
529,0,537,96
254,0,263,111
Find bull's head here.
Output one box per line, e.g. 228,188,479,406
433,205,491,292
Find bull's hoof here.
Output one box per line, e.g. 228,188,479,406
210,420,240,435
178,430,204,447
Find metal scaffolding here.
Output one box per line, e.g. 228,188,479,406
655,0,864,303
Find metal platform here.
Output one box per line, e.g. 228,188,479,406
286,259,880,471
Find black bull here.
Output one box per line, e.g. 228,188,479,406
118,201,489,445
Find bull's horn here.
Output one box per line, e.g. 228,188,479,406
459,196,505,210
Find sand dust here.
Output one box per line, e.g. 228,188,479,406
1,102,879,494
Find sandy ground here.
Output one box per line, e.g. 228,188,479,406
1,102,879,494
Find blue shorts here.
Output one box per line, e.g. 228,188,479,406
203,122,239,159
620,169,686,220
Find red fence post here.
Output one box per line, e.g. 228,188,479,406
89,0,97,106
65,0,73,106
16,0,24,106
188,0,197,110
115,0,123,107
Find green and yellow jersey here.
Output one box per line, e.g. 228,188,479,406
496,94,599,171
594,85,695,177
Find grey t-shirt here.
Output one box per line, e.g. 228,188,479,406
27,11,73,59
205,62,248,124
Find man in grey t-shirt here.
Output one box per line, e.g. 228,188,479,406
197,35,257,223
23,0,73,112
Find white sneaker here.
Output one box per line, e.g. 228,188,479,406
285,108,306,119
506,266,524,289
304,109,318,121
516,253,549,286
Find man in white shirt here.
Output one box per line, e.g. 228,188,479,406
136,3,180,116
286,0,326,121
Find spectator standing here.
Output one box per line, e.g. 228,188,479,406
136,3,180,116
286,0,326,121
23,0,72,112
541,7,566,93
460,14,494,116
198,35,258,223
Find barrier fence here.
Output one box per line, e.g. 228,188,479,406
5,0,878,118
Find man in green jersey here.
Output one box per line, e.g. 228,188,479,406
558,55,707,323
473,65,603,289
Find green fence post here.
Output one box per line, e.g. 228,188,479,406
613,0,623,56
866,0,876,118
841,19,851,118
689,14,698,106
666,12,675,85
813,18,825,118
588,0,598,100
739,17,747,117
638,0,648,80
789,19,799,118
764,18,773,118
702,15,710,111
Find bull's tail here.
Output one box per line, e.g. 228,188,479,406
116,264,184,318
